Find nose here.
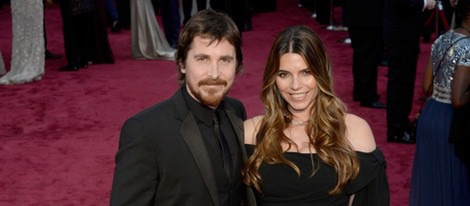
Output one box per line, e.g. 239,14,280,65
208,62,220,79
291,75,301,90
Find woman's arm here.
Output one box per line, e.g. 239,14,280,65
422,58,434,97
244,115,263,144
348,194,355,206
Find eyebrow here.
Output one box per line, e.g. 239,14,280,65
193,54,234,60
278,68,310,72
193,54,209,59
220,55,234,60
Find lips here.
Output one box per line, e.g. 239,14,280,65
290,92,307,100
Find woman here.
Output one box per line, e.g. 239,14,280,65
409,0,470,205
242,26,389,206
130,0,175,60
0,0,45,84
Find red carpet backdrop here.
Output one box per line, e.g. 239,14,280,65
0,0,430,205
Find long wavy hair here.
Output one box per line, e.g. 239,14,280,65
243,26,359,195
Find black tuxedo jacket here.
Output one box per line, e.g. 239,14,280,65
383,0,426,44
348,0,384,27
110,87,256,206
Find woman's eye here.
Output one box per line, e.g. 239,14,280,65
278,72,288,78
302,70,312,75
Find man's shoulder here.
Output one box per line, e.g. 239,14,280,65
224,96,244,108
130,98,175,120
131,89,185,119
223,96,246,119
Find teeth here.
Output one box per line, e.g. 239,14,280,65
291,93,306,99
291,93,306,98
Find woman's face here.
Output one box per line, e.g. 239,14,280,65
276,53,318,115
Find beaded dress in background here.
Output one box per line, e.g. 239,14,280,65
130,0,175,60
0,0,45,85
409,31,470,206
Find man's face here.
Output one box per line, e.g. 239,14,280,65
181,36,237,109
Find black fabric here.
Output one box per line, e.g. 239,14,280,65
58,0,96,17
61,12,94,67
213,111,233,177
449,105,470,167
245,145,389,206
386,41,420,137
181,87,243,206
110,87,249,206
347,149,390,206
348,0,384,104
246,145,347,206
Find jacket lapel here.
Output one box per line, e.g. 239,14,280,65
224,104,258,206
172,88,220,206
224,108,246,160
180,113,220,206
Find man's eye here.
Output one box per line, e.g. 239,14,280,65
220,58,233,64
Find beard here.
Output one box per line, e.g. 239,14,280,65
189,78,229,108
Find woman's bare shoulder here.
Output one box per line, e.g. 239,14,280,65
244,115,264,144
344,113,376,152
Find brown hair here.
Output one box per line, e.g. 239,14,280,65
243,26,359,195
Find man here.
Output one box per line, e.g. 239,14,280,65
182,0,206,25
110,9,256,206
383,0,436,143
348,0,386,109
44,0,61,59
159,0,180,48
210,0,252,32
51,0,96,71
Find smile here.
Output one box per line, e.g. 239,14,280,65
290,92,307,97
290,92,307,100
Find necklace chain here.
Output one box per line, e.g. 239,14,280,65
291,120,307,126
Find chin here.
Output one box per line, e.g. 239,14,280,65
288,104,310,112
201,92,225,106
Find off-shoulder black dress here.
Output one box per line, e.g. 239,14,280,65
245,145,389,206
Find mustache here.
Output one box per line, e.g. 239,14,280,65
198,78,227,86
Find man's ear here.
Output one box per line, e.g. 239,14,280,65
179,61,186,73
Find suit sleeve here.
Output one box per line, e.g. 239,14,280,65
110,118,158,206
392,0,424,11
227,98,247,120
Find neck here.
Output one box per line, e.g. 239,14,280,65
460,24,470,34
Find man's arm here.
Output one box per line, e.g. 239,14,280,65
110,118,158,206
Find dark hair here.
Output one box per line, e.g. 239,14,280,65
243,25,359,195
455,0,470,27
176,9,243,84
